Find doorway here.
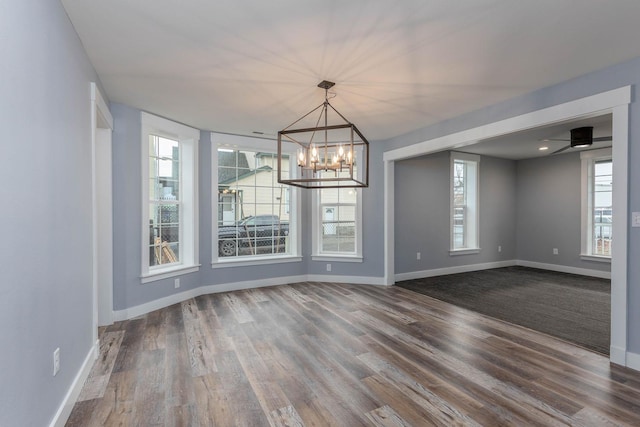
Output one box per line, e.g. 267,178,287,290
91,83,114,344
383,86,630,367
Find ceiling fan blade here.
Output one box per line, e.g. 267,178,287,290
550,145,571,155
542,138,570,142
592,136,612,142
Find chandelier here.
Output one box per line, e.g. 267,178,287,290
277,81,369,189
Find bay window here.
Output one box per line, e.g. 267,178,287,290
312,172,363,261
141,112,199,282
213,134,300,265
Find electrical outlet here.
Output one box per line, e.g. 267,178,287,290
553,248,559,255
498,245,502,253
174,278,180,289
53,348,60,376
326,263,332,272
633,212,640,227
416,252,421,260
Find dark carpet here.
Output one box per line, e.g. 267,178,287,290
397,266,610,355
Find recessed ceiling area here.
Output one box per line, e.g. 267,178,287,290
460,114,613,160
61,1,640,141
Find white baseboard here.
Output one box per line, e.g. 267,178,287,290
626,351,640,371
114,274,306,321
114,274,386,321
610,345,627,366
515,260,611,279
394,260,517,282
49,342,98,427
394,259,611,282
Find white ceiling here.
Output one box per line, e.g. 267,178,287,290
463,114,612,160
61,0,640,142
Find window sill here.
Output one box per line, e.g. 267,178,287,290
212,255,303,269
311,255,363,263
141,264,200,283
449,248,481,256
580,254,612,263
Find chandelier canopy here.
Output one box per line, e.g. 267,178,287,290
277,81,369,189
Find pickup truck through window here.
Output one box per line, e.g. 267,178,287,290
218,215,289,257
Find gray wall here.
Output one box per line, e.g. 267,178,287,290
516,153,610,272
0,1,101,425
394,149,611,274
7,3,640,425
111,112,384,310
394,152,517,273
305,142,386,277
383,56,640,354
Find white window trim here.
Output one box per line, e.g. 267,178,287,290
311,188,363,261
212,255,303,269
449,248,481,256
450,152,480,254
580,147,612,260
140,112,200,281
141,265,201,283
211,132,301,267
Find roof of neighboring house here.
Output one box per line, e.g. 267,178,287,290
218,165,273,186
218,151,250,183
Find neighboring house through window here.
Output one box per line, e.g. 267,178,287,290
312,172,363,261
581,148,612,260
450,152,480,254
213,133,300,265
141,112,199,282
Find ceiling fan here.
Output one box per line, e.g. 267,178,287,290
545,126,612,155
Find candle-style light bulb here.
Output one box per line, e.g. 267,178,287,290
338,145,344,159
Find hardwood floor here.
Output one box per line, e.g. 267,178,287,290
67,282,640,426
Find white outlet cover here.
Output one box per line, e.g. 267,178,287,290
633,212,640,227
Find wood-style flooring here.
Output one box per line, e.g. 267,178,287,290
397,267,610,355
67,282,640,426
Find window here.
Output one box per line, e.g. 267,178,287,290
141,113,199,282
581,148,612,260
450,152,480,254
312,175,362,260
213,135,300,264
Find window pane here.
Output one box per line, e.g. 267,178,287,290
453,206,466,249
451,155,478,251
149,133,181,268
453,160,466,206
320,186,357,204
149,203,180,266
592,159,612,256
217,149,290,258
453,160,467,249
318,185,357,255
